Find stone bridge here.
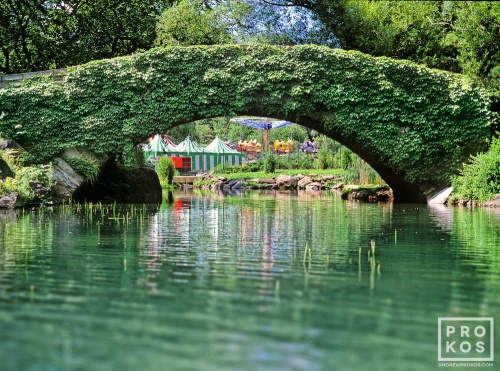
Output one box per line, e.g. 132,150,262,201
0,45,492,202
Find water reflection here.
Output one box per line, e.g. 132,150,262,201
0,192,499,370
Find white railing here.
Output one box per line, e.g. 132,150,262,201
0,68,67,88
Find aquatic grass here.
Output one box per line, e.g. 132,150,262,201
25,247,29,278
367,240,381,276
275,280,280,305
96,221,100,244
302,242,308,264
302,241,312,268
367,240,376,290
29,284,35,302
369,240,376,268
88,204,93,223
50,201,154,234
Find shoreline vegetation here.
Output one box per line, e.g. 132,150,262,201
182,169,500,206
177,168,393,203
198,175,392,203
448,135,500,207
165,138,500,207
183,167,500,207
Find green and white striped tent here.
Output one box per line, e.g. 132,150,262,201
204,137,246,169
143,134,175,160
170,137,208,172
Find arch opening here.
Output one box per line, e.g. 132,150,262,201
131,114,421,202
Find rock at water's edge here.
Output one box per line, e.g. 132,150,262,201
52,147,108,203
0,192,24,209
52,157,85,202
428,187,453,205
298,176,312,188
0,140,22,151
483,194,500,208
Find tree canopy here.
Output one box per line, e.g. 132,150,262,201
155,0,232,46
0,0,173,74
3,0,499,85
266,0,499,132
274,0,500,80
155,0,334,47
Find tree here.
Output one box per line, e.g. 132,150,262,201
165,122,201,144
155,0,334,47
446,2,500,78
155,0,232,46
229,1,335,46
0,0,174,74
155,156,175,185
271,0,500,78
260,1,458,70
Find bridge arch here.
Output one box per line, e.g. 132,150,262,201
0,45,491,202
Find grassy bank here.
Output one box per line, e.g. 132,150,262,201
214,168,344,181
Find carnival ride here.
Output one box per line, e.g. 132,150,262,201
273,140,294,154
300,140,317,153
236,139,262,154
230,118,294,152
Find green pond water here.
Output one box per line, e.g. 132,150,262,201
0,190,499,371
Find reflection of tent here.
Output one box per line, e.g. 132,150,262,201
144,134,175,159
204,137,246,169
169,137,207,172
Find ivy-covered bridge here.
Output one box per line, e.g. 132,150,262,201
0,45,491,202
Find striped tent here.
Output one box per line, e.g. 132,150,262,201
163,135,177,148
170,137,208,172
143,134,175,160
204,137,246,169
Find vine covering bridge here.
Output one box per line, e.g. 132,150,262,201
0,45,491,202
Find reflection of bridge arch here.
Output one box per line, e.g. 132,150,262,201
0,45,490,202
